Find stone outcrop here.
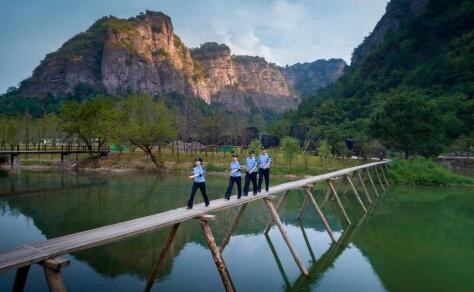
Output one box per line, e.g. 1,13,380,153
19,10,345,112
282,59,346,97
351,0,429,65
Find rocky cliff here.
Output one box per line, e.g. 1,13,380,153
351,0,428,65
19,11,344,112
282,59,346,97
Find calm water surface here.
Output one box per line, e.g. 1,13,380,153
0,170,473,291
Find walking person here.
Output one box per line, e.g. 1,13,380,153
258,146,272,193
224,153,242,200
187,158,209,209
243,149,258,196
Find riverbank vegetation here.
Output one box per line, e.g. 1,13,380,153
388,158,474,187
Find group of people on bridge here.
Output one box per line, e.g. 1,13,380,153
187,147,272,209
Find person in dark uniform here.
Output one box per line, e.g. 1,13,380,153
224,153,242,200
258,146,272,193
187,158,209,209
243,149,258,196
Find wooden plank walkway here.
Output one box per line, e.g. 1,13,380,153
0,160,388,274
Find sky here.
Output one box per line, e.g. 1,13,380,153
0,0,389,93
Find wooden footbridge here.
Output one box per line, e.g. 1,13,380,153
0,160,390,292
0,146,106,168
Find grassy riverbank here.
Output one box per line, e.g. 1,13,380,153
1,149,360,178
388,158,474,187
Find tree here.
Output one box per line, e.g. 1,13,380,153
281,136,299,168
117,94,177,169
318,139,331,167
248,139,263,156
369,90,444,159
60,96,117,157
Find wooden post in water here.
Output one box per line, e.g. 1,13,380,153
144,223,181,292
296,195,308,220
220,203,248,253
374,167,386,191
264,191,290,234
326,179,352,225
298,222,317,263
357,171,372,204
379,165,389,186
197,215,235,292
320,185,332,208
345,175,367,213
264,234,291,289
366,169,380,197
263,197,308,275
41,257,70,292
12,265,30,292
302,186,336,243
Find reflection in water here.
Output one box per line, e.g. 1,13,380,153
0,172,473,291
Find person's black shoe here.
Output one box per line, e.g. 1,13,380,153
253,192,257,196
187,206,192,210
237,196,241,199
243,193,248,196
205,204,209,207
224,197,230,200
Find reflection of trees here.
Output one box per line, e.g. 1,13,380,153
0,172,394,287
351,187,474,292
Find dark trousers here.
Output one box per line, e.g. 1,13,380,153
258,168,270,192
187,182,209,208
244,172,258,195
224,176,242,199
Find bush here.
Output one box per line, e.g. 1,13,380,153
388,158,474,187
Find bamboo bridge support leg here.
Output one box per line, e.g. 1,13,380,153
357,171,372,204
12,265,30,292
298,223,317,263
264,191,290,234
327,180,352,225
144,223,181,292
197,215,235,292
302,187,336,243
379,165,390,186
374,167,386,192
264,234,291,289
41,257,70,292
320,186,332,208
345,175,367,213
366,169,380,197
296,195,308,220
219,203,248,253
263,197,308,276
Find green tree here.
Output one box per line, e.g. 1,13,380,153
281,136,299,168
248,139,263,156
318,139,332,167
369,90,444,159
60,96,117,157
117,94,177,169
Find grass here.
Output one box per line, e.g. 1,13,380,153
388,158,474,187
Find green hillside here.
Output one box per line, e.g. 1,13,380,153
284,0,474,157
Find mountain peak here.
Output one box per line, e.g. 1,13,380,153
17,11,343,113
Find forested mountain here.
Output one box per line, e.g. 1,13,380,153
285,0,474,157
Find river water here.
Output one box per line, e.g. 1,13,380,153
0,171,473,291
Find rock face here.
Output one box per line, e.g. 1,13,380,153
282,59,346,97
351,0,429,65
19,10,345,112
